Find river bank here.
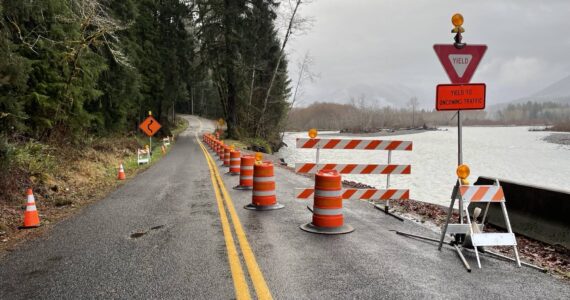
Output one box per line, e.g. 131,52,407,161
543,133,570,146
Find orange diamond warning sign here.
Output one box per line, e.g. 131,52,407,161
139,116,161,137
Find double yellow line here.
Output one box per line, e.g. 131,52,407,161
196,134,273,300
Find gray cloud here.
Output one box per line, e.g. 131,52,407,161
287,0,570,108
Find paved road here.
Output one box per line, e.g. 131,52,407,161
1,115,568,299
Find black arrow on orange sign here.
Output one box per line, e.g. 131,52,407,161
148,119,154,133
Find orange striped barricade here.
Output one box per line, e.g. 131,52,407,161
295,138,412,218
163,136,171,147
137,148,150,165
229,150,241,175
223,146,231,167
438,179,521,269
300,170,354,234
245,161,284,211
234,155,255,190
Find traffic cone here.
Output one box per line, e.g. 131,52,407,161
118,163,126,180
21,188,40,228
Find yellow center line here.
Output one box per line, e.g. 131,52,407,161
194,123,273,300
208,151,274,300
197,135,251,300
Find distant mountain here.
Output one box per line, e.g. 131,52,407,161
320,83,422,108
532,74,570,98
489,74,570,111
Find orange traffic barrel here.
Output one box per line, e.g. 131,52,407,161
245,161,284,211
223,146,231,167
229,150,241,175
301,169,354,234
217,142,224,160
234,155,254,190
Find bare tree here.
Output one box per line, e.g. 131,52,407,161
255,0,312,137
290,51,318,109
408,97,419,128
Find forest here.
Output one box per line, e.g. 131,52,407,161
1,0,296,158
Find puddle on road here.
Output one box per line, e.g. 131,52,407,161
130,232,146,239
130,224,165,239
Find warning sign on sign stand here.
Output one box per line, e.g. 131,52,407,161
139,112,162,158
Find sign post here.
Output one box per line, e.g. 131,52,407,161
139,111,162,157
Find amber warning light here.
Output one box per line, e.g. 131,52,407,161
436,83,486,111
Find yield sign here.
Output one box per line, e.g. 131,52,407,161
139,116,161,137
433,44,487,84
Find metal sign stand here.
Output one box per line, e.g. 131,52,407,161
373,149,404,221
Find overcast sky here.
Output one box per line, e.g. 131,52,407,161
285,0,570,108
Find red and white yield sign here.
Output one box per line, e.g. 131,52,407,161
433,44,487,84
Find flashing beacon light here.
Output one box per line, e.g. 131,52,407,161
230,144,235,151
456,164,470,185
255,152,263,164
308,128,318,139
451,13,465,33
148,111,152,116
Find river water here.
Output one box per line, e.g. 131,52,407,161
277,127,570,206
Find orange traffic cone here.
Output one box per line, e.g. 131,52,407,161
22,188,40,228
118,163,126,180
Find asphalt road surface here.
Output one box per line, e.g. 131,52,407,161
1,115,568,299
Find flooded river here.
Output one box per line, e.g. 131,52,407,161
277,127,570,206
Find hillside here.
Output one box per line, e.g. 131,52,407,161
490,74,570,111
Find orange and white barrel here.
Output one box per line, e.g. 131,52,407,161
229,150,241,175
223,146,231,167
217,142,224,160
300,169,354,234
234,155,254,190
244,161,284,210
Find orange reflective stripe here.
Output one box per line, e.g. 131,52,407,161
492,188,505,201
323,139,340,149
471,186,489,201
